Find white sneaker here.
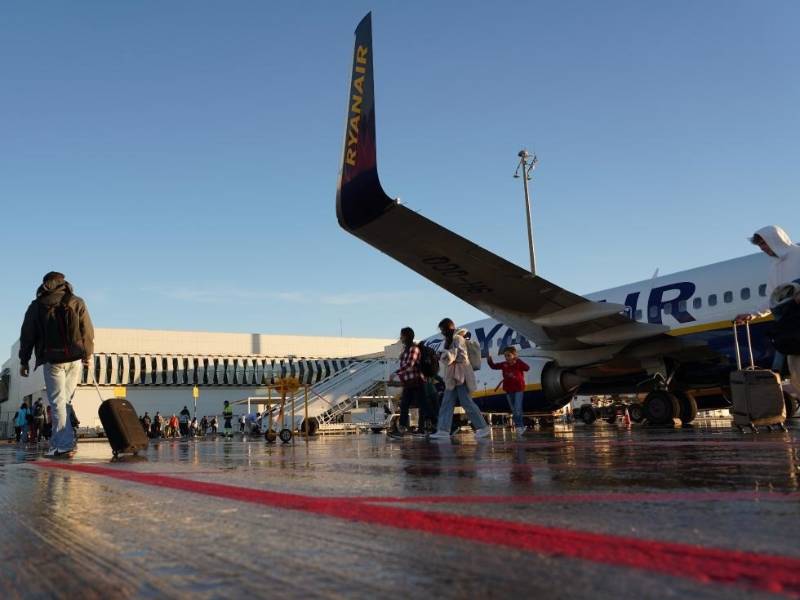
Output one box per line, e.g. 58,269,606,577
515,427,526,436
428,431,451,440
475,427,492,439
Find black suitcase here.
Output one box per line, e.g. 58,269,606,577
97,393,149,457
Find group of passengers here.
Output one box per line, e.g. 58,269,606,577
388,318,530,440
139,409,220,439
10,226,800,456
12,399,53,444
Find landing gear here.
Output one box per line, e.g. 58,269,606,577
579,405,597,425
643,390,679,425
673,391,698,425
628,404,644,423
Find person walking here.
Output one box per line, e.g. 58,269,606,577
19,272,94,457
487,346,530,435
388,327,433,436
153,412,163,438
429,318,491,440
15,402,30,443
222,401,233,438
31,399,46,442
735,226,800,396
179,405,191,437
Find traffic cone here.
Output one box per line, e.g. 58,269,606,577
623,407,632,427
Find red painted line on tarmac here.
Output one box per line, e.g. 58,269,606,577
37,462,800,597
355,490,800,505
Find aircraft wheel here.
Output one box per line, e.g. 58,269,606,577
628,404,644,423
643,391,679,425
265,429,277,443
279,428,293,443
674,391,698,424
579,405,597,425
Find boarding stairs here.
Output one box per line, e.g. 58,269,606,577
270,359,393,430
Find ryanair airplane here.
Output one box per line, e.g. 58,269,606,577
336,14,796,425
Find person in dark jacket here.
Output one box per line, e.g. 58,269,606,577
19,272,94,457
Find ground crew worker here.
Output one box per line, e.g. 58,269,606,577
223,400,233,438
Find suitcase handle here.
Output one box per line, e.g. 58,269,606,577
92,378,105,403
732,321,755,370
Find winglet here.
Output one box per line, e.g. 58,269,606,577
336,12,393,231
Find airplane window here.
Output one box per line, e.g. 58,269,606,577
663,303,673,315
758,284,767,297
724,291,733,303
678,300,686,312
708,294,717,307
693,297,702,309
741,287,750,300
649,305,658,319
635,309,642,320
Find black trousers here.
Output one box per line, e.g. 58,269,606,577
399,383,433,429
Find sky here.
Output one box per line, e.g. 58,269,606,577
1,1,799,354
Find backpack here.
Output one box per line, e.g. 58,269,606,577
465,338,482,371
418,343,439,378
38,293,85,363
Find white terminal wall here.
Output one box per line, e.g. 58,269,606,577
2,328,394,428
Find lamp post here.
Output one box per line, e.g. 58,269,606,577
514,149,539,275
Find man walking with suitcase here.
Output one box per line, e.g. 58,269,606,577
19,272,94,458
735,226,800,397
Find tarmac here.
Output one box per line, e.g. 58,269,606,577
2,421,800,599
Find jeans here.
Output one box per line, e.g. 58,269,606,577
788,354,800,398
507,391,524,428
399,383,432,430
43,360,81,451
436,384,487,434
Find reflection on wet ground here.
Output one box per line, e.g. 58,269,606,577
2,421,800,598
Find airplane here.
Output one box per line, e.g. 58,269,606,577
336,13,797,425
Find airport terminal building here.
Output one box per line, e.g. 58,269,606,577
1,328,393,431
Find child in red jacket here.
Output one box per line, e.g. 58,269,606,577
487,346,530,433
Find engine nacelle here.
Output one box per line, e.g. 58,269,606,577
541,361,584,405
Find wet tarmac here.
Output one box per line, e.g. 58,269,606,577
2,421,800,599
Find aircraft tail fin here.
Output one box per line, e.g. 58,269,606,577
336,12,393,231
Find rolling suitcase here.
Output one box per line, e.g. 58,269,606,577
729,322,787,433
95,382,149,456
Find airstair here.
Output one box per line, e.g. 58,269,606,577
270,359,392,430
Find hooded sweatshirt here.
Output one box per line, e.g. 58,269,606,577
19,280,95,369
753,226,800,316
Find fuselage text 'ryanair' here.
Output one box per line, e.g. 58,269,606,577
345,45,369,167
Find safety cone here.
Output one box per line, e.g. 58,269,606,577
623,407,632,427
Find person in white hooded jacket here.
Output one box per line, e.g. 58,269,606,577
735,225,800,395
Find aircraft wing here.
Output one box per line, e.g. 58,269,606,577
336,14,669,353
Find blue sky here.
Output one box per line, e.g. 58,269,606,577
2,1,799,352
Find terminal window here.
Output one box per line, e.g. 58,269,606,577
693,297,702,309
724,291,733,303
709,294,718,307
741,287,750,300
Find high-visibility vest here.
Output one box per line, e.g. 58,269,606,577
223,405,233,418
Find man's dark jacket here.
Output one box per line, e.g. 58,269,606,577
19,281,95,369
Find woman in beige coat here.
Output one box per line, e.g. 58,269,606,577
429,318,491,440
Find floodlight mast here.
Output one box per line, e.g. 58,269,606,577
514,149,539,275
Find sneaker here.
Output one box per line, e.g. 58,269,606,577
45,448,76,458
515,426,526,436
387,430,406,440
474,427,492,439
428,431,451,440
